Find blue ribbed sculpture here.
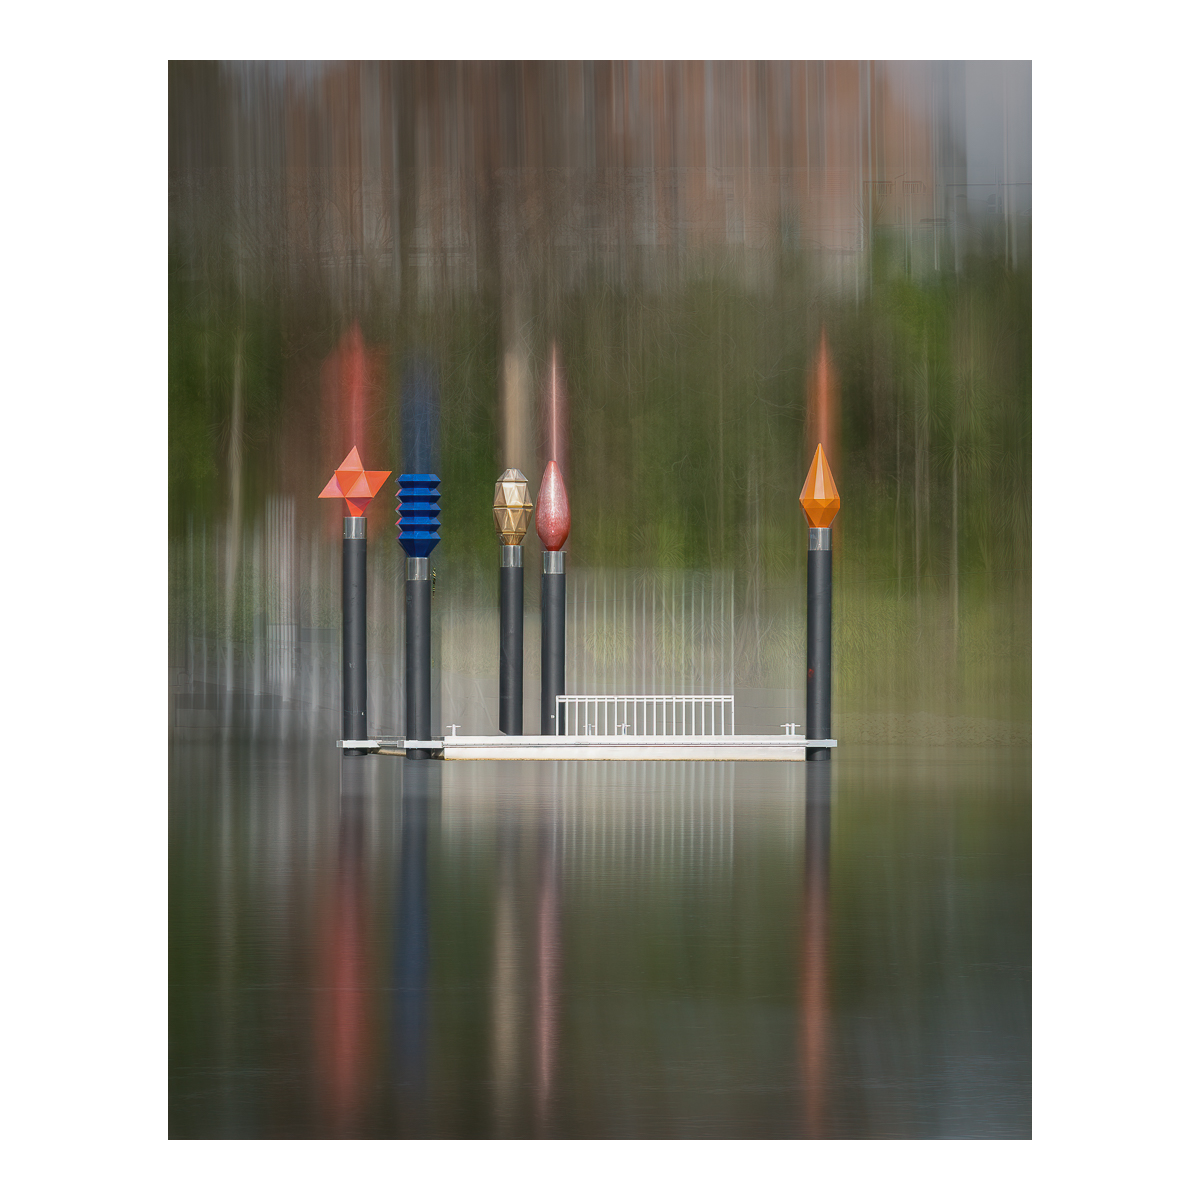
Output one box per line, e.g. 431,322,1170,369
396,475,441,558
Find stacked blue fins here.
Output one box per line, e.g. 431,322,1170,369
396,474,441,558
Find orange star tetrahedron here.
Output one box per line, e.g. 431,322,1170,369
319,446,392,517
799,443,840,528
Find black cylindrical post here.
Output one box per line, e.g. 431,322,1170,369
541,551,565,735
343,516,368,756
805,526,832,761
406,557,432,759
493,468,533,735
500,546,524,734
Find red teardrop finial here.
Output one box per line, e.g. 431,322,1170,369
535,460,571,550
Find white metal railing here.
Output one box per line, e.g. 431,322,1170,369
556,695,735,737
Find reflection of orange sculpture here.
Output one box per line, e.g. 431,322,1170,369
319,446,392,517
799,444,840,529
801,859,829,1137
807,329,839,480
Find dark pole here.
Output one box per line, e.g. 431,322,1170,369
800,442,839,763
541,551,565,735
494,468,532,735
805,526,831,761
398,359,442,761
343,516,368,756
397,473,440,761
405,556,432,758
500,546,523,733
321,446,390,756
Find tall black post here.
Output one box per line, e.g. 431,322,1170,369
405,557,432,759
500,546,523,734
541,551,565,735
343,516,368,756
398,360,442,761
805,526,832,761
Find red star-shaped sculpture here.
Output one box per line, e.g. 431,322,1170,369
318,446,392,517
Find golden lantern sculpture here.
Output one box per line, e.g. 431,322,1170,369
493,468,533,545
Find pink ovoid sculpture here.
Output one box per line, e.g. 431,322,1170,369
536,460,570,734
535,460,570,551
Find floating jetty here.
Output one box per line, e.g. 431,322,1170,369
321,400,842,765
338,735,837,761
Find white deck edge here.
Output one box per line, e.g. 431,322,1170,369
338,735,836,761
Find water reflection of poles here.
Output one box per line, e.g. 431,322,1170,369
316,757,372,1137
494,470,533,734
534,791,561,1136
536,461,570,735
394,759,435,1135
800,758,832,1138
491,809,523,1136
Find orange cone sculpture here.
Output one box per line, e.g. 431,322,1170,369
799,443,840,529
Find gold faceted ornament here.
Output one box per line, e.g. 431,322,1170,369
493,468,533,545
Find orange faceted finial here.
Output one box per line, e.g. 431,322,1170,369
319,446,392,518
799,444,840,528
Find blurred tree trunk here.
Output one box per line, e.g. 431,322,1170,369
952,442,959,644
225,327,245,641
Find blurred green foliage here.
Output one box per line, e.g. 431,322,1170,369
169,245,1029,722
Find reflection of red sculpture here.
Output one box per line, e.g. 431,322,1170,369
535,460,570,551
315,809,372,1136
321,324,383,458
800,872,828,1137
535,803,560,1134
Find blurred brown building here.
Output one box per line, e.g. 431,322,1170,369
169,61,1030,309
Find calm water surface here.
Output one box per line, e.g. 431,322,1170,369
169,736,1030,1138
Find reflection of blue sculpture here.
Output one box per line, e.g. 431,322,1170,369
396,356,442,559
400,358,440,476
393,765,431,1112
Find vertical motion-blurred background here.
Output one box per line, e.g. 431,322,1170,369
168,61,1030,742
